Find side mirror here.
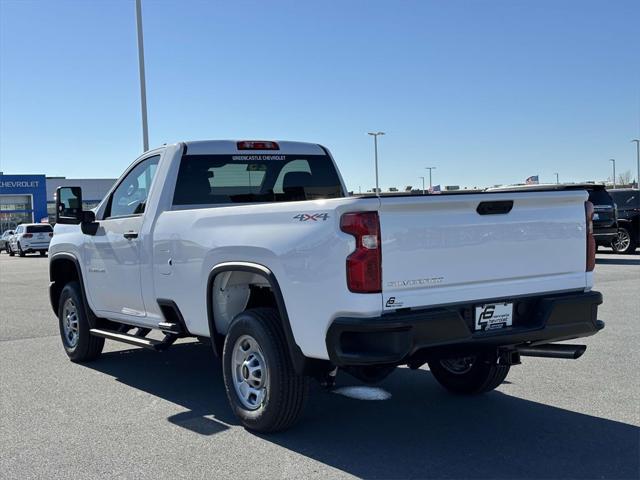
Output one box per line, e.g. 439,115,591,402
80,210,99,235
82,210,96,223
56,187,83,224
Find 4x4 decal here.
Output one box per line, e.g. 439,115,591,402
293,213,329,222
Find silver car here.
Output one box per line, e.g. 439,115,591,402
0,230,15,253
9,224,53,257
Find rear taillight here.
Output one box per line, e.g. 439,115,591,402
340,212,382,293
585,201,596,272
22,233,33,238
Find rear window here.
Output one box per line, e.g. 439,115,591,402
173,154,344,206
26,225,53,233
588,189,614,206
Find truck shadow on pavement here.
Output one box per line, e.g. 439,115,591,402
90,341,639,479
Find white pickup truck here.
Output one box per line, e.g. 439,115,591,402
50,140,604,432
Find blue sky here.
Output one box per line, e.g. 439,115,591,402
1,0,638,191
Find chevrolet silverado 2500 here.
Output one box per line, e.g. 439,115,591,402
49,140,604,432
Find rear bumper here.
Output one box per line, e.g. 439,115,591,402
22,243,50,251
326,290,604,366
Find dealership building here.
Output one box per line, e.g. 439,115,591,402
0,173,116,232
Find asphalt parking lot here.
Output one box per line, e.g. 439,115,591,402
1,251,638,480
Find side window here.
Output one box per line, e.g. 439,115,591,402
624,193,637,206
106,156,160,219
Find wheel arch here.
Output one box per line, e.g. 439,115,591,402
49,253,96,327
206,261,306,373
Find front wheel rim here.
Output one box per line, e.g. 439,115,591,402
231,335,268,410
62,298,80,348
613,230,631,251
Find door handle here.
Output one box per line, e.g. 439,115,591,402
123,231,139,240
476,200,514,215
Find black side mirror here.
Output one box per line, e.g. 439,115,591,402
56,187,98,235
80,210,99,235
82,210,96,223
56,187,83,224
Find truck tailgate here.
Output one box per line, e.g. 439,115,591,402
378,191,589,310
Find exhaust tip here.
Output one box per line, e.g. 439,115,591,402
518,344,587,360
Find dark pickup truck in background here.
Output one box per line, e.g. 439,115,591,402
587,185,619,250
609,188,639,254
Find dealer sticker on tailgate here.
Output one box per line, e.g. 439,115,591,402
475,303,513,331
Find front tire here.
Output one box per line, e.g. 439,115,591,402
611,226,637,254
428,353,510,394
222,308,309,432
58,281,104,362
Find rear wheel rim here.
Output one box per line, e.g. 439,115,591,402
231,335,268,410
440,356,476,374
613,230,631,252
62,298,80,348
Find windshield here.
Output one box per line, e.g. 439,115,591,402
173,154,344,206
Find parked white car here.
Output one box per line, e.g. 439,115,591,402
9,223,53,256
49,140,604,432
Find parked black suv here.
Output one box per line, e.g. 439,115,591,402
587,185,618,249
609,188,639,254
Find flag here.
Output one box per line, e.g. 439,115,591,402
525,175,539,185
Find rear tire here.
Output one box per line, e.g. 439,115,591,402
222,308,309,432
7,244,14,256
58,281,104,362
40,250,46,256
18,243,25,257
611,226,637,254
428,353,510,394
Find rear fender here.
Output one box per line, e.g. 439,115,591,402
206,262,307,374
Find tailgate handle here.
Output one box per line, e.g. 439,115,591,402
477,200,513,215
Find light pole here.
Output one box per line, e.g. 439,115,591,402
367,132,385,196
425,166,436,190
610,159,616,188
135,0,149,152
632,139,640,188
554,173,559,184
419,176,425,195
